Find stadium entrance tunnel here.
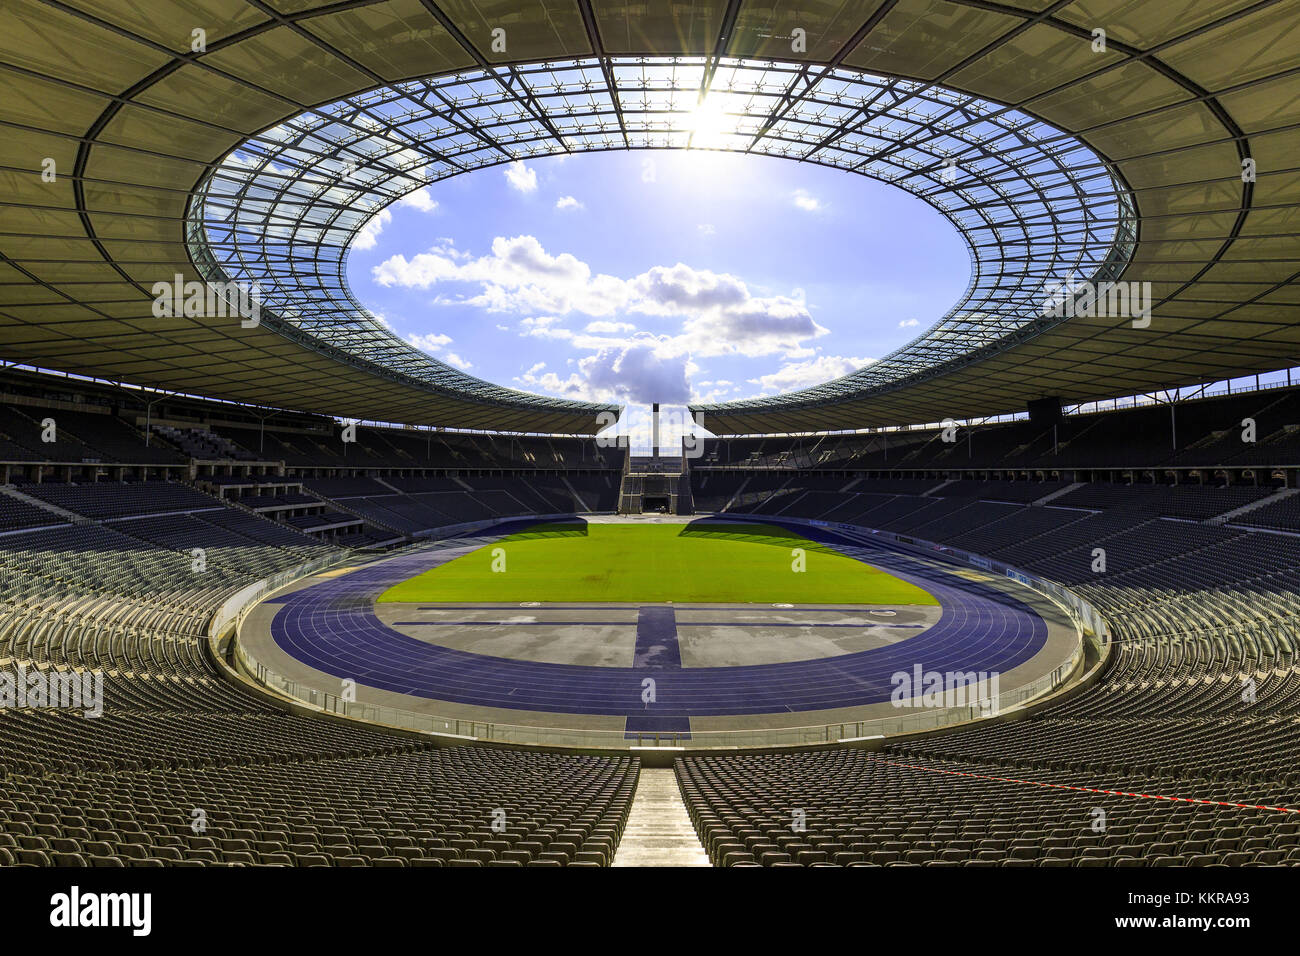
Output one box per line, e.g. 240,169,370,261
190,56,1132,425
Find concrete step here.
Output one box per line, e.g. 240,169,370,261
721,475,751,512
923,478,957,496
0,484,88,523
1210,486,1299,525
1034,481,1084,505
561,475,593,512
612,768,711,867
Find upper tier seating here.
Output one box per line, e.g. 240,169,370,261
692,385,1300,472
1231,493,1300,533
0,495,62,532
2,405,183,464
21,481,220,520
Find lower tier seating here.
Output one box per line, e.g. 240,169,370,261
678,746,1300,867
1,742,637,867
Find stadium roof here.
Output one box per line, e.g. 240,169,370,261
0,1,1297,435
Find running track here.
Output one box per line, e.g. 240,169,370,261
267,520,1048,731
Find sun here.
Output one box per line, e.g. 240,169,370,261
685,95,735,149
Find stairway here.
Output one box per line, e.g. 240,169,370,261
721,475,751,513
612,768,710,867
923,477,958,496
561,475,593,512
1034,481,1084,505
153,423,255,461
1211,486,1300,525
620,456,689,514
618,474,644,514
675,472,694,515
0,484,90,524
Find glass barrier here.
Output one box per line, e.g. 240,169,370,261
232,634,1084,749
207,553,348,640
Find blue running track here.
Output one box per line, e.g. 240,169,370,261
268,521,1047,733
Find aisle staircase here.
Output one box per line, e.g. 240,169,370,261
617,455,693,515
612,768,710,867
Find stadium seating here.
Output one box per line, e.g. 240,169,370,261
21,481,223,519
0,679,638,866
671,460,1300,864
0,477,638,865
676,578,1300,866
6,367,1300,869
677,746,1300,867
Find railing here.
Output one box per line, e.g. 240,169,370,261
208,552,349,641
820,521,1110,660
232,639,1086,750
229,515,1107,751
627,457,683,475
210,514,580,641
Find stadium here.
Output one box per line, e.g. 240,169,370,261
1,0,1299,915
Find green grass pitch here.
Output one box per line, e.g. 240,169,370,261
378,522,938,605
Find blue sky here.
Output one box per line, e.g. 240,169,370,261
347,148,970,422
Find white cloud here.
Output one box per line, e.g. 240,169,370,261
749,354,874,394
400,188,439,213
352,208,392,250
792,189,823,212
350,189,438,253
697,224,716,236
517,344,691,405
520,315,574,341
555,195,584,211
691,385,736,404
504,160,538,193
378,236,840,404
899,318,920,328
372,236,825,360
407,331,470,370
443,352,472,370
515,363,586,399
407,332,453,352
630,264,825,359
582,344,691,405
